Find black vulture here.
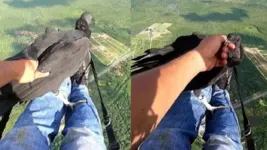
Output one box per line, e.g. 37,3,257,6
132,33,244,91
0,12,94,117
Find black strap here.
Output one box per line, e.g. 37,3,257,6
0,108,12,139
233,67,255,150
90,59,120,150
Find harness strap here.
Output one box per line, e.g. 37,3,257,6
233,67,255,150
91,59,120,150
0,108,12,139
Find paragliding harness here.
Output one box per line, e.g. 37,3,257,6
132,33,255,150
91,60,121,150
233,68,255,150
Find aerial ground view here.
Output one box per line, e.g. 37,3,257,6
132,0,267,149
0,0,130,149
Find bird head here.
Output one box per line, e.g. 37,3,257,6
75,12,95,38
226,34,244,67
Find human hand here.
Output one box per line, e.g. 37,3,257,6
194,35,236,71
10,59,49,83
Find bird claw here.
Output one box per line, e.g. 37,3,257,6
66,100,87,110
197,95,228,112
208,105,228,112
56,91,87,109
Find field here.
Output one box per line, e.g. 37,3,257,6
0,0,130,149
245,47,267,79
90,33,130,65
136,23,172,39
132,0,267,149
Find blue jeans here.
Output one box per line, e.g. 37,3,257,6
0,78,106,150
139,86,242,150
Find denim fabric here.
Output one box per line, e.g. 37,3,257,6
61,84,105,150
139,86,242,150
203,85,242,150
0,78,106,150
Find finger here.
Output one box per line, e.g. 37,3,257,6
217,60,227,67
25,59,39,70
227,42,235,50
218,35,236,50
218,35,227,42
221,52,228,59
34,71,50,79
222,46,229,53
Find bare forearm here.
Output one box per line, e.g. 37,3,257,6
131,50,205,148
0,61,17,88
0,59,49,88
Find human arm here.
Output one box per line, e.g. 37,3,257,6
131,35,235,149
0,59,49,88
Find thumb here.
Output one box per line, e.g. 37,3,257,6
34,71,50,79
218,35,227,42
208,35,227,43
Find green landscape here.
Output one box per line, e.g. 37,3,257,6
131,0,267,149
90,33,130,65
0,0,130,149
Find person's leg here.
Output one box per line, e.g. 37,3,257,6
139,87,213,150
203,85,242,150
0,78,72,150
61,84,106,150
